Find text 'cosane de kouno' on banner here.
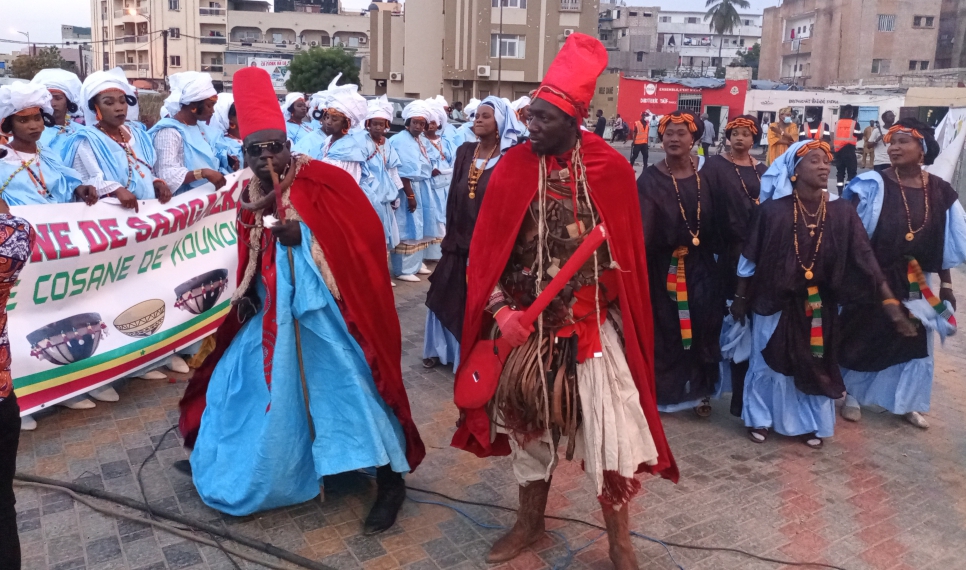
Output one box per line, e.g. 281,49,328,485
9,170,250,416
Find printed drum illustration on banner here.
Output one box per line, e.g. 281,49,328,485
27,313,108,366
175,269,229,315
113,300,166,338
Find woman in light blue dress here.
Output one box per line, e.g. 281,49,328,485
422,105,455,262
360,96,402,251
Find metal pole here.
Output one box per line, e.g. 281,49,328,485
162,30,169,88
497,0,503,96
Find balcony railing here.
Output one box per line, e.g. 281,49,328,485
115,35,150,44
560,0,581,11
119,63,150,71
199,7,226,16
200,37,227,44
115,7,148,17
201,64,224,72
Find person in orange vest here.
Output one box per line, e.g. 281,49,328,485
799,111,830,143
629,110,650,166
832,104,863,193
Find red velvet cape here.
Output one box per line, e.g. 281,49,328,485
450,134,678,483
179,160,425,472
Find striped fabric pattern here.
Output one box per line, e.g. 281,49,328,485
805,285,824,358
666,246,692,350
907,257,957,329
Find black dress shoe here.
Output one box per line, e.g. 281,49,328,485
363,465,406,535
172,460,193,475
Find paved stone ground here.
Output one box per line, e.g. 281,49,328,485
13,269,966,570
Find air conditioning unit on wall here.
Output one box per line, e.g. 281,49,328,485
564,28,575,36
390,71,403,81
477,65,491,77
451,79,463,87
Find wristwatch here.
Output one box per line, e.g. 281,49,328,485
941,282,954,290
193,168,204,180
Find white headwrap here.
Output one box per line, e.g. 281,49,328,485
366,94,394,122
479,95,524,153
424,97,448,129
463,98,481,119
510,96,531,112
282,92,305,121
209,93,235,135
126,87,140,123
163,71,217,116
31,69,83,120
160,107,170,119
0,82,53,129
402,100,432,122
79,67,135,126
326,76,367,132
760,140,830,203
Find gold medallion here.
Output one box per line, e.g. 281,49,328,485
469,191,476,199
805,269,814,280
692,237,700,246
905,232,915,242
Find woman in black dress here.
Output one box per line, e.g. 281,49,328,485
638,110,725,417
731,140,916,448
839,118,966,428
704,115,767,417
423,97,524,369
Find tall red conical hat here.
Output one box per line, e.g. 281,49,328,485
232,67,286,140
533,32,608,119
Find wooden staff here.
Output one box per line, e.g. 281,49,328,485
267,157,315,441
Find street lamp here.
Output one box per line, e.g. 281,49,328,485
17,30,32,57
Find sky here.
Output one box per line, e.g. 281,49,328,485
1,0,780,46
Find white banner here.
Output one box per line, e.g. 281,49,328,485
10,172,248,415
246,57,292,91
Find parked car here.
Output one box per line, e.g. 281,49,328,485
364,95,413,135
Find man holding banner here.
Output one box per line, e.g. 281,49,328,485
179,66,424,533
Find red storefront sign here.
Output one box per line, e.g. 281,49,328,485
617,75,747,119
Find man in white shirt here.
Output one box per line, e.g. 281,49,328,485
866,110,895,172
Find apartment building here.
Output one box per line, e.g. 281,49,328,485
656,10,762,78
759,0,942,87
369,0,600,103
91,0,229,89
598,3,677,77
225,0,370,92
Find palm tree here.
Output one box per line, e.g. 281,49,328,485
705,0,752,69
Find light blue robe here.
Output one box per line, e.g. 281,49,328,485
63,125,159,200
839,172,966,414
292,130,368,163
147,118,220,194
40,121,82,161
450,122,478,147
388,131,437,275
423,135,455,261
287,121,315,145
360,134,402,249
190,228,410,516
0,145,82,205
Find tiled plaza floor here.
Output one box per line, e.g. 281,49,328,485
12,270,966,570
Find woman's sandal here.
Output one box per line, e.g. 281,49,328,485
422,357,439,369
747,427,768,443
801,433,823,449
694,398,712,418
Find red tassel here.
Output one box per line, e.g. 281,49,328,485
598,470,641,507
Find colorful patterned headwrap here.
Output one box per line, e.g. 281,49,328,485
657,111,703,141
724,115,760,138
795,140,833,164
883,125,929,154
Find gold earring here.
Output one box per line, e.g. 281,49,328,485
790,174,798,182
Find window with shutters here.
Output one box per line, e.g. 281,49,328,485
878,14,896,31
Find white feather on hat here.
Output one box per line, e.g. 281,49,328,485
325,75,367,131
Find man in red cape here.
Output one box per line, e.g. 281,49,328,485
451,33,677,569
177,67,424,533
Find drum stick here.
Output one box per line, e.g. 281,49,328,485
267,157,315,442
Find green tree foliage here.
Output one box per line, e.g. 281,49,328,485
10,46,77,80
730,42,760,79
704,0,752,65
285,47,359,93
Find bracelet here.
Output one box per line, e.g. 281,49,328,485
882,298,900,306
193,168,204,180
405,193,415,199
941,282,954,290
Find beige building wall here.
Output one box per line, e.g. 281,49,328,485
760,0,941,88
401,0,444,98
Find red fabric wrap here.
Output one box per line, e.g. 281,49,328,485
533,33,608,119
233,67,287,140
451,135,679,483
179,161,426,472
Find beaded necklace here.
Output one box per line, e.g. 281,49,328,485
467,141,498,199
9,148,48,196
729,151,760,205
98,125,149,187
896,167,930,242
665,157,702,246
427,136,449,162
413,132,430,162
793,189,827,280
